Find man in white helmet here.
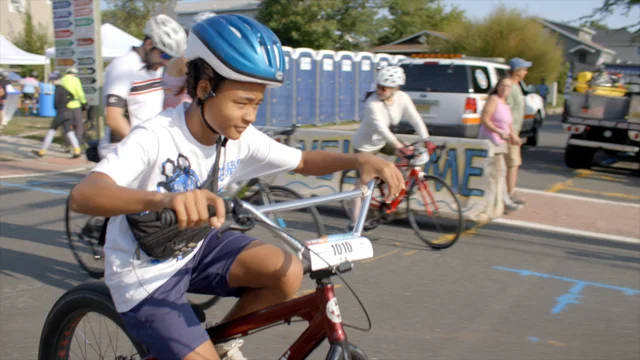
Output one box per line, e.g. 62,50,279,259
350,65,436,230
98,14,187,159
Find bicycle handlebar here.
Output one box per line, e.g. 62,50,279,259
159,200,234,227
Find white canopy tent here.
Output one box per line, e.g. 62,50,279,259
0,34,48,65
45,23,142,61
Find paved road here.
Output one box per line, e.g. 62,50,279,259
518,115,640,205
1,172,639,360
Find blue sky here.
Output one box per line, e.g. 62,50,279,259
446,0,639,29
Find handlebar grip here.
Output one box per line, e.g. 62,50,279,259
160,199,234,227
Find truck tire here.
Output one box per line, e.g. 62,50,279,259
564,143,593,169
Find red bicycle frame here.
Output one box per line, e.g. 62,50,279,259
143,279,350,360
374,163,439,217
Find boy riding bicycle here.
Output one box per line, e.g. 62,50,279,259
69,14,404,360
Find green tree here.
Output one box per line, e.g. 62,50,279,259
102,0,175,40
256,0,380,50
580,20,609,30
375,0,466,46
575,0,639,32
8,1,52,78
434,6,565,84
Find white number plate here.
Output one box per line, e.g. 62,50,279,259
306,234,374,271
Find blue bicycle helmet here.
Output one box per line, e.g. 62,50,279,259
184,14,285,87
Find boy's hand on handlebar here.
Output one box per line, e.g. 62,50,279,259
356,153,405,200
163,189,226,230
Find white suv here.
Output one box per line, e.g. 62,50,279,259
394,56,546,145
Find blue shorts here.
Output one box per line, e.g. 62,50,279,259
119,229,255,360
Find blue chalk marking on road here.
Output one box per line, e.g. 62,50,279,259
527,337,540,343
493,266,640,314
27,177,78,185
0,182,70,195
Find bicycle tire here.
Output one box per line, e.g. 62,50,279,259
248,185,326,237
65,195,105,279
406,174,463,249
38,281,148,360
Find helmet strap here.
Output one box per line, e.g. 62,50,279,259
196,90,219,135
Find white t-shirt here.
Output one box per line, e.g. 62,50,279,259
99,49,164,150
92,106,302,312
352,90,430,152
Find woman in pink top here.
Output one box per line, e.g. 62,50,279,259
478,77,521,146
478,77,523,213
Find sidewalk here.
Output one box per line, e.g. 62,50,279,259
499,189,639,241
0,135,93,178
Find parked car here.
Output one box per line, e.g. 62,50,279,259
392,55,546,145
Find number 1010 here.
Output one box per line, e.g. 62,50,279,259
331,242,353,256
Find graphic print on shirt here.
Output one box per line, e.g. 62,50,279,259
156,154,201,193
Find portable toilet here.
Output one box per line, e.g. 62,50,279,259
268,46,295,127
336,51,356,123
293,48,317,125
354,52,375,120
316,50,337,125
391,55,408,65
374,53,393,69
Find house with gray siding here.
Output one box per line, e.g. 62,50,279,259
534,18,616,68
593,29,639,64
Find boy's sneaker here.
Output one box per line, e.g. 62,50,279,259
215,339,247,360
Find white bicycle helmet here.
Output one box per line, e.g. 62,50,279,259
376,66,406,88
144,14,187,58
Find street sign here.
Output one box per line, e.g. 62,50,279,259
54,20,73,29
55,39,74,47
78,57,95,66
57,58,75,66
55,29,73,38
53,1,71,10
56,48,75,57
83,86,98,94
54,10,72,19
52,0,102,107
75,18,93,26
74,0,92,7
78,67,95,75
79,77,97,85
76,38,94,46
74,7,92,17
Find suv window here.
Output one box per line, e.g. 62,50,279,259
470,66,491,93
496,67,508,79
400,63,470,93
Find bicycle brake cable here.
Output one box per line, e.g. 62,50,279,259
254,216,372,332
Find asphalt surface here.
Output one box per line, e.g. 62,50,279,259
1,170,639,360
517,115,640,205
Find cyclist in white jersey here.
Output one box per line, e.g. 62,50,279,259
350,66,437,230
98,14,187,159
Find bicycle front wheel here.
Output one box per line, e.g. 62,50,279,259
406,175,463,249
247,185,325,239
65,195,105,279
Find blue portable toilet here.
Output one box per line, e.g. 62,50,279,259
355,52,375,120
336,51,356,123
268,46,295,127
391,55,408,65
316,50,337,125
38,81,57,117
375,53,393,70
254,89,268,126
293,48,317,125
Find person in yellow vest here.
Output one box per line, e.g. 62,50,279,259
61,68,88,147
33,68,87,158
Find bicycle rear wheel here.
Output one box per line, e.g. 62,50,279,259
66,196,106,279
406,174,463,249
